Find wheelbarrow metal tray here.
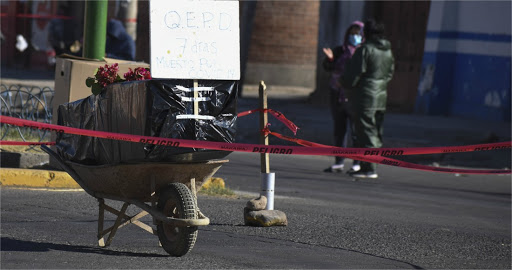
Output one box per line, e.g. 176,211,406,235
67,160,227,201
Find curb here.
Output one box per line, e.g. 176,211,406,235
0,168,226,190
0,168,80,189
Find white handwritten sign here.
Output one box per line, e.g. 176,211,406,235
149,0,240,80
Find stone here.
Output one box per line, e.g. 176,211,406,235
246,195,267,210
244,208,288,227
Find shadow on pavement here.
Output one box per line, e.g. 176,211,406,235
1,237,168,257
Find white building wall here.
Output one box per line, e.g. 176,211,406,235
457,1,511,34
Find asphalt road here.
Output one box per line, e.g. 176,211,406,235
1,152,511,269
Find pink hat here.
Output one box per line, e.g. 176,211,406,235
352,20,364,29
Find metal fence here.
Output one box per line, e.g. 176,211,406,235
0,84,54,143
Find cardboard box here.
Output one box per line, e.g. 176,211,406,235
52,55,150,124
50,55,149,169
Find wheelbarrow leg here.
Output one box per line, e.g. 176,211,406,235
150,176,162,247
97,199,130,247
151,176,157,225
105,202,129,247
189,178,207,219
190,178,197,206
98,199,106,247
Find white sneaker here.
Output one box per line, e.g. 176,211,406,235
349,171,378,179
350,164,361,172
324,164,344,173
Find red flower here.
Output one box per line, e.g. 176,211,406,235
95,63,120,88
86,63,151,95
124,67,151,81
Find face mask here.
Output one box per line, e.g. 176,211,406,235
349,34,362,46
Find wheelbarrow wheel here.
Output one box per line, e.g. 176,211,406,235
157,182,198,257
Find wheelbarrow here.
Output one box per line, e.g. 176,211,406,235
41,144,228,256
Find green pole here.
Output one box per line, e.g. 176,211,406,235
82,0,108,60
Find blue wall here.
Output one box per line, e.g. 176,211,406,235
416,31,511,122
450,53,511,121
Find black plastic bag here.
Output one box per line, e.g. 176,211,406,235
56,79,238,165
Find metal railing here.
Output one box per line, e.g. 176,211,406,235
0,84,54,143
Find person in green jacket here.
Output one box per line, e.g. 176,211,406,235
341,19,395,179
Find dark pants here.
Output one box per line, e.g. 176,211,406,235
353,110,385,172
329,91,358,165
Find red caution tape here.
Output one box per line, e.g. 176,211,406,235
1,116,510,174
264,129,510,175
238,108,299,135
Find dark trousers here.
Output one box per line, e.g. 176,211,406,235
329,91,357,165
352,110,385,172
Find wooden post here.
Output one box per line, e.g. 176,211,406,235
259,81,269,173
193,80,199,116
258,81,277,211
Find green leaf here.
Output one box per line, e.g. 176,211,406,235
91,84,103,95
85,77,95,87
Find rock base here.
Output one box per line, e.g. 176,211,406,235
243,207,288,227
244,195,287,227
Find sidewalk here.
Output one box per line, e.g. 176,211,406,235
1,69,511,169
1,67,55,88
